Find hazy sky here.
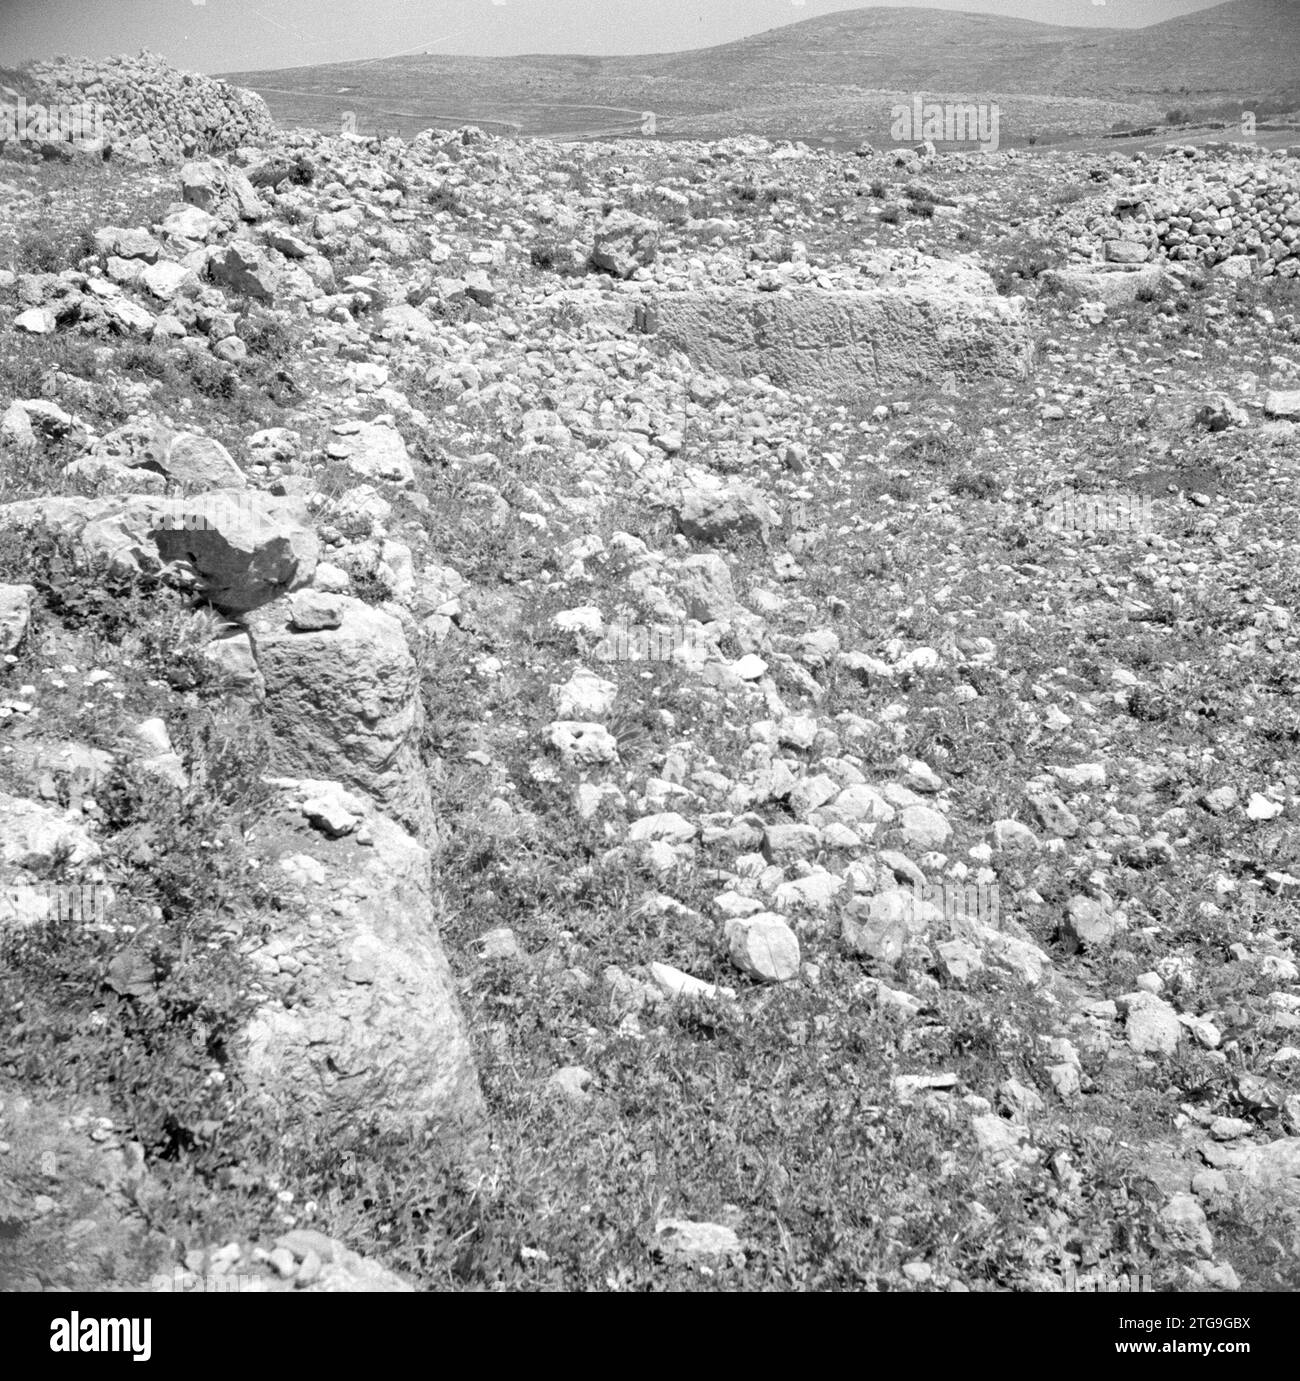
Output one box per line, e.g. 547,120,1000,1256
0,0,1235,73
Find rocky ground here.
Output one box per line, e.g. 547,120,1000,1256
1,66,1299,1292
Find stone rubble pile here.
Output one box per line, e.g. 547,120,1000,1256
1065,146,1300,277
2,50,273,163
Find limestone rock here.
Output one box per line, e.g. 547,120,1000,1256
207,241,278,301
1264,389,1300,420
182,160,266,223
726,913,800,982
93,226,160,261
1,402,37,452
289,589,345,632
0,792,101,877
650,961,733,1002
326,421,415,487
546,1066,594,1104
0,583,35,654
1160,1193,1213,1257
841,887,941,963
1118,991,1182,1056
246,596,430,834
901,804,951,849
1042,262,1168,306
140,260,196,302
55,489,317,612
992,819,1038,851
653,1219,744,1266
1063,894,1128,949
1199,1137,1300,1206
202,627,264,698
677,553,736,622
551,666,616,720
1104,239,1149,264
676,484,778,545
89,421,246,490
971,1113,1039,1172
546,721,618,766
242,811,481,1136
590,209,659,279
645,274,1032,393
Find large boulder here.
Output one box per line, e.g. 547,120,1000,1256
1200,1138,1300,1209
590,209,660,279
1042,262,1169,307
93,227,161,262
0,490,317,613
325,421,416,487
207,241,278,301
181,160,266,223
675,483,779,545
91,491,316,612
245,596,431,834
84,420,247,491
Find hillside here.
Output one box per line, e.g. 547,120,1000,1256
223,0,1300,143
1068,0,1300,102
597,8,1110,94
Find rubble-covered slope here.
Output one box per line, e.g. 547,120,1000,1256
0,63,1299,1293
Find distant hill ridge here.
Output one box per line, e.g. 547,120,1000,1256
222,0,1300,142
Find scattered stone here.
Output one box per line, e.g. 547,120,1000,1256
326,421,415,487
553,667,617,720
650,961,733,1002
182,159,266,223
676,484,778,545
1063,894,1128,949
1263,389,1300,421
1118,992,1182,1057
901,804,951,849
937,939,983,982
301,794,360,838
289,589,345,632
207,240,278,300
0,584,35,655
1160,1193,1213,1258
1048,1063,1082,1099
546,1066,594,1104
547,721,619,767
726,913,800,983
653,1219,744,1267
971,1113,1039,1172
590,209,659,278
992,819,1037,851
1246,792,1284,821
